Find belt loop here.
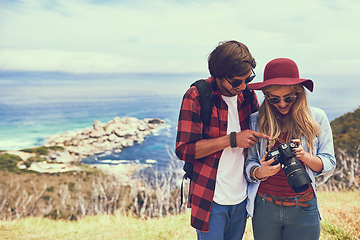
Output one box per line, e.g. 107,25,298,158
262,194,266,202
295,197,298,206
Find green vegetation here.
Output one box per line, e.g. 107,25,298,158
319,106,360,191
0,146,65,173
0,153,24,173
0,153,22,167
0,191,358,240
317,191,360,240
321,220,352,240
21,146,65,156
331,106,360,158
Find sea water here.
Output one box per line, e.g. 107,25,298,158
0,71,359,168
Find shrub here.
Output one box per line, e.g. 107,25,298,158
21,146,65,156
0,153,22,172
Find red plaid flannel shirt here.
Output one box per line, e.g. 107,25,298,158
175,76,258,232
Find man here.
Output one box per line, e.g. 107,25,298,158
175,40,270,240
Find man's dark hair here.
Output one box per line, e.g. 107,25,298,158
208,40,256,80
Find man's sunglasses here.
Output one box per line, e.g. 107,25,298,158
267,95,297,105
225,69,256,88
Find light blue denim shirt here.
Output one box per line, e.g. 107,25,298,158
245,106,336,217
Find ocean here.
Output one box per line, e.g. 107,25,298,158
0,71,359,168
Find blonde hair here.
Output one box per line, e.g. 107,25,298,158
258,84,319,153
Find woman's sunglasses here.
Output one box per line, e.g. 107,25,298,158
267,95,297,105
225,69,256,88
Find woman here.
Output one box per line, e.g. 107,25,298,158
245,58,336,240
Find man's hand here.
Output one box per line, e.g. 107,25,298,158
235,130,271,149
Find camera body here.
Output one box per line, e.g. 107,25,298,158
265,142,312,193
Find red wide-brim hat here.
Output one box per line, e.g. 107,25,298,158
248,58,314,92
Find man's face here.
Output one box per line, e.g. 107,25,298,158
217,71,252,97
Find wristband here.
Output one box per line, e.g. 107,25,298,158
251,166,268,182
230,131,237,148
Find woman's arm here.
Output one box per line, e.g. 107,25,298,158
291,139,323,172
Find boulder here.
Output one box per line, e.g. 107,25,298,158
89,129,106,138
93,120,103,131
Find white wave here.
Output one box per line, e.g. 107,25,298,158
146,159,157,164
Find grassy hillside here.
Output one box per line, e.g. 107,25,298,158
319,107,360,191
331,106,360,158
0,191,359,240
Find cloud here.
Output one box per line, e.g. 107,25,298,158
0,0,359,74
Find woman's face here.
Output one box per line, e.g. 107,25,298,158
267,86,297,115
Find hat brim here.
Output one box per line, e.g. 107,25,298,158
248,77,314,92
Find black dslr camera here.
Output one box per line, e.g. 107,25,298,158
265,142,312,193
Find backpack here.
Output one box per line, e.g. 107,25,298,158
180,79,257,207
182,80,213,182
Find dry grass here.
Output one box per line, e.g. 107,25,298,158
0,191,358,240
244,191,360,240
318,191,360,240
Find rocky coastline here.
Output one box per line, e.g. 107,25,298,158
8,116,165,175
44,116,165,162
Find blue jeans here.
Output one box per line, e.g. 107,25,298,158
252,194,320,240
196,199,247,240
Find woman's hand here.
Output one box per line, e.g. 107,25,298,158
291,139,324,172
291,139,311,162
254,153,281,179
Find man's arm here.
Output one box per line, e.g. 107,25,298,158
176,84,270,161
195,130,270,159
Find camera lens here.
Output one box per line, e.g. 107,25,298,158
277,143,312,193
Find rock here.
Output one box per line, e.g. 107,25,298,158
29,161,81,173
5,150,36,161
136,137,145,143
105,122,121,135
114,129,131,137
147,118,162,124
54,150,75,163
93,120,103,131
89,129,106,138
113,116,121,122
16,161,27,169
82,128,92,135
138,123,147,131
42,116,164,163
108,134,117,142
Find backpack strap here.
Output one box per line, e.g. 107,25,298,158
190,79,213,127
180,79,213,208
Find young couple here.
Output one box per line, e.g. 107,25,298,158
175,40,336,240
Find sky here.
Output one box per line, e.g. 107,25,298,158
0,0,359,76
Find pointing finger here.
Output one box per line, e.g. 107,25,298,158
252,131,271,140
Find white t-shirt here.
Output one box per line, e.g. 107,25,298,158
213,95,247,205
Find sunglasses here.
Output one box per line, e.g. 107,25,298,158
267,95,297,105
225,69,256,88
